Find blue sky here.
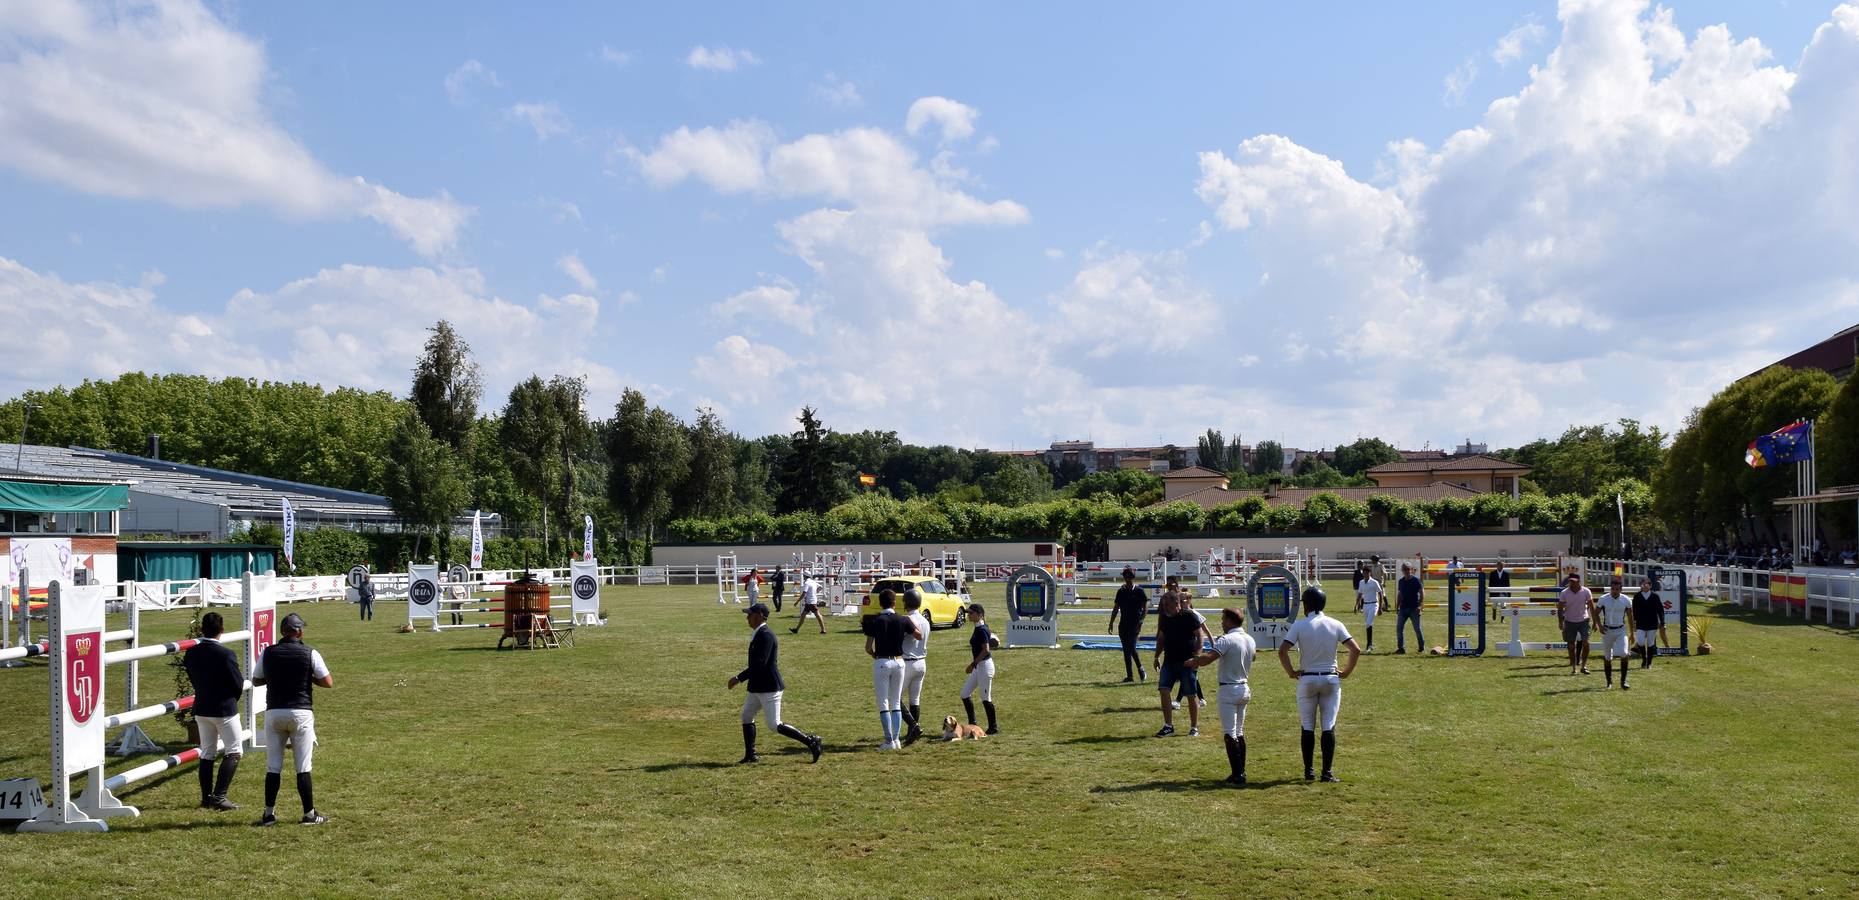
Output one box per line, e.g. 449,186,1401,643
2,1,1856,451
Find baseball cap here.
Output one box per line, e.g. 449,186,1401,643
281,613,306,631
743,602,770,617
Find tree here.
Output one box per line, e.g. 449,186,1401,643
499,375,590,552
677,408,736,520
1251,441,1285,475
1196,429,1234,472
778,407,850,513
604,389,691,539
1332,437,1402,477
382,408,470,560
979,457,1053,506
410,320,482,451
1655,366,1838,539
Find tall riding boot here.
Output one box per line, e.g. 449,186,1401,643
739,723,759,763
1223,736,1247,785
963,697,977,725
1366,625,1374,649
903,705,922,745
776,723,809,745
213,755,240,802
1320,730,1338,781
1604,658,1614,686
295,772,315,815
198,757,217,805
983,701,999,735
1301,729,1316,780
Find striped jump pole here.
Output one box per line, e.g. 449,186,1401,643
102,749,200,793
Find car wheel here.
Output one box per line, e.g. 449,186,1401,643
922,610,933,629
953,608,966,628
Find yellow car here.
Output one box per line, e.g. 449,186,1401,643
858,575,968,629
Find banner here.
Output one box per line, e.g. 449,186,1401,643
245,573,278,748
49,582,107,773
10,538,73,588
571,558,600,620
583,515,594,561
469,510,484,569
281,498,296,569
408,564,440,625
1746,420,1812,468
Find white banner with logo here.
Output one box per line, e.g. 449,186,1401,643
469,510,484,569
583,515,594,561
245,574,279,747
571,558,601,620
281,498,296,569
10,538,73,587
407,564,440,625
51,582,108,772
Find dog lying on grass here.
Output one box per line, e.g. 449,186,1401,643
942,715,987,741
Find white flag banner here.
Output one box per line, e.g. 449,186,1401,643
408,564,440,626
281,498,297,569
469,510,484,569
583,515,594,561
571,558,600,620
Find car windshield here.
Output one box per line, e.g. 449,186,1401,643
875,580,913,595
918,579,944,594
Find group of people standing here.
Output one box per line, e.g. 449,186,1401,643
1555,571,1669,688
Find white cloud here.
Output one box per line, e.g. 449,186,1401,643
598,45,633,67
0,0,470,258
905,96,979,142
714,283,816,334
1188,0,1859,446
1044,248,1065,259
507,102,570,140
557,254,598,292
1049,250,1220,358
692,335,795,405
1492,19,1548,64
813,73,863,108
445,59,500,105
1444,58,1479,104
686,45,759,72
627,121,776,192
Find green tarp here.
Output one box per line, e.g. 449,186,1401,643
134,551,199,583
0,479,128,513
209,550,249,579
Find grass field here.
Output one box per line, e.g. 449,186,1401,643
4,583,1858,897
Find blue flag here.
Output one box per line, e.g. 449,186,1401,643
1746,420,1812,468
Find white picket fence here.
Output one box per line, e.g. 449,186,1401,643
1579,557,1859,627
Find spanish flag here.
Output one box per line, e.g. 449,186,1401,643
857,473,877,487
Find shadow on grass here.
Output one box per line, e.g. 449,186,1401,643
1539,686,1598,696
636,761,737,773
1096,706,1159,714
119,768,193,798
1091,776,1321,793
443,646,505,653
1056,734,1152,746
122,818,251,832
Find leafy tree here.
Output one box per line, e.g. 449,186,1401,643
409,320,482,451
604,389,691,539
1656,366,1837,538
1063,468,1163,506
1050,456,1088,489
1251,440,1285,475
1195,429,1244,472
979,457,1053,506
778,407,851,513
382,408,471,559
677,408,736,520
499,375,590,551
1332,437,1402,477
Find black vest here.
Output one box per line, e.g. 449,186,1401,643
262,638,317,710
182,640,243,718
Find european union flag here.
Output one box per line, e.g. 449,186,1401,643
1746,420,1813,468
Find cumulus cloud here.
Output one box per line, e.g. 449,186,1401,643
507,102,570,139
1492,18,1548,64
686,45,759,72
713,283,817,334
598,45,633,67
0,0,470,258
813,73,863,108
905,96,980,142
445,59,500,105
1048,250,1219,358
1191,0,1859,445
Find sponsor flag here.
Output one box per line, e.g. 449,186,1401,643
281,498,296,569
1746,420,1812,468
583,515,595,561
469,510,484,569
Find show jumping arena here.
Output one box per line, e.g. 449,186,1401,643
2,564,1856,894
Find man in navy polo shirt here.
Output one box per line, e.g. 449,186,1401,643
251,613,333,826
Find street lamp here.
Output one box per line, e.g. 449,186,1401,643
14,402,40,471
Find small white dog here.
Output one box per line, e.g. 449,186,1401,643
942,715,987,741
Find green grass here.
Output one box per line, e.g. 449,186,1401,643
3,585,1857,897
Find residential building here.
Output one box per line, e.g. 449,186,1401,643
1363,454,1528,496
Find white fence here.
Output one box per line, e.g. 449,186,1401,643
1580,557,1859,627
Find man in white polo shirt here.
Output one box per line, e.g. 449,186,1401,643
1595,578,1633,690
1278,586,1362,783
1187,607,1256,786
1354,565,1383,653
900,588,931,745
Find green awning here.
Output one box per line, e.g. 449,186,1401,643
0,479,130,513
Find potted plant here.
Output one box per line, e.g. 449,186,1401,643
1688,614,1713,655
168,609,205,742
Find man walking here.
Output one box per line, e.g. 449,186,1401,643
356,568,375,622
1394,563,1424,654
1557,573,1597,676
1354,564,1383,653
863,590,921,750
770,565,787,612
250,613,332,826
791,575,827,634
1152,593,1203,738
728,603,823,764
182,612,244,811
1632,577,1667,669
900,588,930,745
1106,567,1149,683
741,567,762,607
1186,607,1255,785
1596,578,1633,689
1277,586,1362,783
